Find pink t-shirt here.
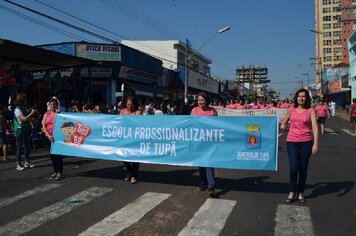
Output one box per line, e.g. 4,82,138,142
44,112,56,135
287,107,313,142
191,106,216,116
351,103,356,117
119,108,140,115
315,105,328,118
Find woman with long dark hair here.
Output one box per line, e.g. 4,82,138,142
280,89,318,203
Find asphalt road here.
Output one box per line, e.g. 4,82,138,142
0,114,355,236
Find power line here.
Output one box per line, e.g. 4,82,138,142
4,0,117,43
33,0,127,41
0,3,90,42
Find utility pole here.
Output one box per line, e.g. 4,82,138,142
184,38,190,104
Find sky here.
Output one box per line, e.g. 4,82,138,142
0,0,316,98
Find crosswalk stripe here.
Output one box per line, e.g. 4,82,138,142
177,198,236,236
324,128,337,135
341,129,356,136
0,187,113,236
274,204,314,236
0,184,61,208
79,192,171,236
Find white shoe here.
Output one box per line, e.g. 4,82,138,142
24,162,35,168
16,165,25,171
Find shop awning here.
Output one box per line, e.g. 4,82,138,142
126,81,166,97
0,39,97,71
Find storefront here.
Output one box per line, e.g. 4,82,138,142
39,42,163,104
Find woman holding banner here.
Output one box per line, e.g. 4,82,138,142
120,96,142,184
42,98,64,180
280,88,318,204
191,92,218,198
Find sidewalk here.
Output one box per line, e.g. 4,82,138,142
335,108,350,121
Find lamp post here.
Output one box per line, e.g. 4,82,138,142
294,76,304,88
184,26,230,104
302,73,310,91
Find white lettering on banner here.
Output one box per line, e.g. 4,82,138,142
102,126,132,138
132,127,225,142
237,152,270,161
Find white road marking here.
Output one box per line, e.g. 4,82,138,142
0,184,61,208
274,204,314,236
0,187,113,236
341,129,356,136
79,192,171,236
178,198,236,236
324,128,337,135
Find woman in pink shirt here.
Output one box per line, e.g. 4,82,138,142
350,98,356,133
191,92,218,198
42,98,63,180
280,88,318,204
120,96,142,184
315,100,330,134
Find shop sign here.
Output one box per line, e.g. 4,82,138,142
119,66,159,84
76,44,121,61
81,67,112,78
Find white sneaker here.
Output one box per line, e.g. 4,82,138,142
16,165,25,171
24,162,35,168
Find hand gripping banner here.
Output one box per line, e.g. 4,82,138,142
51,113,279,171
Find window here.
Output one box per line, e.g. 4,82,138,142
189,59,199,72
332,0,340,3
333,15,341,21
323,31,332,37
333,39,342,45
332,6,341,12
333,31,342,37
323,48,332,53
333,22,341,28
322,0,332,5
333,55,342,61
323,23,332,29
323,56,332,62
323,40,332,46
323,7,331,13
203,65,210,76
323,15,332,21
333,47,342,53
178,52,185,67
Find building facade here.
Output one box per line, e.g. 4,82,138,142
39,42,163,104
314,0,356,82
121,40,220,100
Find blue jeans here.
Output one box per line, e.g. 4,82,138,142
199,167,215,189
14,128,32,164
286,141,313,194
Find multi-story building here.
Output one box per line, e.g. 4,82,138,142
236,65,269,100
314,0,356,82
314,0,355,105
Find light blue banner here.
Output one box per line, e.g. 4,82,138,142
52,113,278,171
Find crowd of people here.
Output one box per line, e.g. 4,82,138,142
0,61,353,200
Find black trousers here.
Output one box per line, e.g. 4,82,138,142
47,139,63,174
123,161,140,178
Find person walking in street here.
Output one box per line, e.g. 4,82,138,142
119,96,142,184
0,104,9,161
329,100,336,117
42,98,64,180
350,98,356,134
280,88,318,204
12,93,38,170
315,100,330,134
191,92,218,198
